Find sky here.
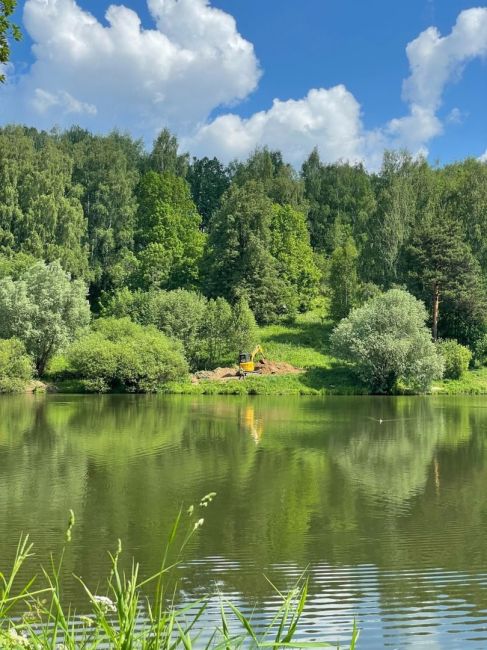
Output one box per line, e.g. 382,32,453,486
2,0,487,167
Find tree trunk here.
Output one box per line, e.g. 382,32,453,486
432,285,440,340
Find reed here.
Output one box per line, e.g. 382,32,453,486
0,495,359,649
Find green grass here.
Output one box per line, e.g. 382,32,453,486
46,300,487,397
166,304,367,396
433,366,487,395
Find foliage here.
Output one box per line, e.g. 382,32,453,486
270,204,320,312
187,156,230,229
0,0,20,83
231,147,305,208
0,127,88,278
0,337,33,392
404,216,486,345
330,289,444,393
135,171,204,290
67,317,189,392
0,261,90,374
231,296,258,353
148,128,189,177
65,130,141,301
329,238,359,321
102,288,258,370
301,149,376,252
437,339,472,379
205,181,298,323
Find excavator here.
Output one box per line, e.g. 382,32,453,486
238,345,265,377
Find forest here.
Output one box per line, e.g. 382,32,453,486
0,124,486,393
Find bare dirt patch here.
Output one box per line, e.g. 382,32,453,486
191,359,302,383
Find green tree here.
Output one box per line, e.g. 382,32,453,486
270,204,320,311
0,0,20,82
440,159,487,272
67,317,188,392
0,127,88,278
231,297,258,354
231,148,305,208
187,156,230,229
204,182,291,323
362,151,439,286
67,131,141,300
0,338,33,392
301,149,376,252
135,171,204,290
437,339,472,379
0,261,90,374
200,297,233,367
148,129,189,178
404,217,486,344
329,238,359,321
330,289,444,393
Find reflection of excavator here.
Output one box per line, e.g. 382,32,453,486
243,405,264,444
238,345,265,377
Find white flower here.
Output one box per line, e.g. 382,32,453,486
93,595,117,613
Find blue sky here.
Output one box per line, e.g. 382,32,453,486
4,0,487,166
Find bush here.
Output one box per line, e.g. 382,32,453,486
0,338,33,392
0,261,90,375
330,289,444,394
66,318,188,393
437,339,472,379
102,289,258,370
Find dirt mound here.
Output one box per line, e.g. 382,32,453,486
192,358,302,382
193,367,239,381
254,359,302,375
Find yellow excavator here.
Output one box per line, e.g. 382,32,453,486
238,345,265,377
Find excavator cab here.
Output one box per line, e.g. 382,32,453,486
238,346,264,376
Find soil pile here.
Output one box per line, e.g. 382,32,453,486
192,358,302,382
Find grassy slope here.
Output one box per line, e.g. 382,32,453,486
167,303,487,397
48,302,487,396
167,306,368,395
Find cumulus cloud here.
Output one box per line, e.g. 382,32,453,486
187,86,367,166
1,2,486,166
188,7,487,165
0,0,260,133
480,150,487,162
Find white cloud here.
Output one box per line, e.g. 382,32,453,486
188,7,487,166
480,150,487,162
0,0,260,133
1,3,486,166
187,86,366,165
32,89,97,115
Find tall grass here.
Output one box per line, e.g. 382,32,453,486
0,495,359,649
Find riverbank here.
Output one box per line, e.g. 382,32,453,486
165,309,487,396
44,308,487,396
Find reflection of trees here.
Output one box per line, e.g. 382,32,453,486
2,395,487,612
329,398,475,507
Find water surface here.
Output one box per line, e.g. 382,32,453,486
1,394,487,647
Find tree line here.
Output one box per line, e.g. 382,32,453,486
0,124,486,389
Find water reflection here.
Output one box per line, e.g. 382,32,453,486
1,395,487,647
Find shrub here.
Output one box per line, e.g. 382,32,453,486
473,332,487,367
67,318,188,393
231,296,258,353
437,339,472,379
0,261,90,375
0,338,33,392
102,289,259,370
330,289,444,394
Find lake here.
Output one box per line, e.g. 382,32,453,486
1,394,487,648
